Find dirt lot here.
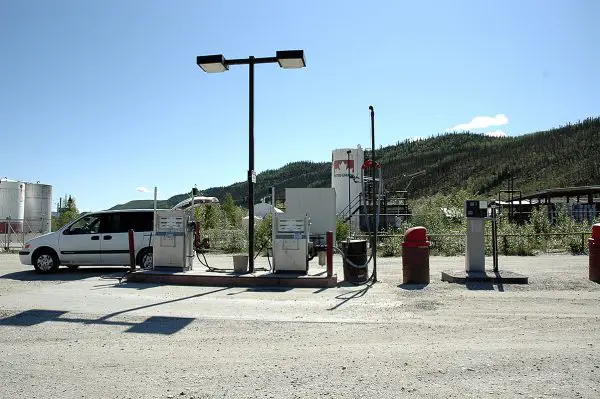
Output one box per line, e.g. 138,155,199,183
0,253,599,398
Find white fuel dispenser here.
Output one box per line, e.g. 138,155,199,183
272,214,310,273
152,209,194,271
465,200,488,272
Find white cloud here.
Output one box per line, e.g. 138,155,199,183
136,186,149,193
447,114,509,132
485,130,507,138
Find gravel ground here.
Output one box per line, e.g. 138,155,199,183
0,253,599,398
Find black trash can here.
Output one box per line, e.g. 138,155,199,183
342,239,369,283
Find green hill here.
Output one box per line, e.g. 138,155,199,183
111,117,600,209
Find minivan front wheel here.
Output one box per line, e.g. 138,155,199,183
33,249,59,274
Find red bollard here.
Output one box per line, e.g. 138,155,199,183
326,231,334,278
128,229,136,272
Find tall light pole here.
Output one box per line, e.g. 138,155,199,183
369,105,377,283
196,50,306,273
347,150,352,234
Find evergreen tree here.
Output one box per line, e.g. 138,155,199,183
53,195,80,230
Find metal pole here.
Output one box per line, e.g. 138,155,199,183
347,150,352,233
248,57,255,273
152,186,158,270
326,231,334,278
271,186,275,207
492,206,498,272
370,105,377,282
128,229,136,272
7,217,11,252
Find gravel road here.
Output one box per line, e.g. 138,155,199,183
0,253,599,398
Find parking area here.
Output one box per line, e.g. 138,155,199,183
1,253,599,398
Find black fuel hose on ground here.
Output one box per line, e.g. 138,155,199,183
194,239,272,272
100,269,132,284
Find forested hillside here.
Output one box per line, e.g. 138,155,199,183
378,117,600,198
111,117,600,210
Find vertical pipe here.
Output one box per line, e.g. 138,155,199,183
6,217,11,251
492,206,498,272
248,57,255,273
271,186,275,207
369,105,377,282
346,150,352,233
128,229,136,272
153,186,157,270
326,231,333,278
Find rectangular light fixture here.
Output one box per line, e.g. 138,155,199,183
196,54,228,73
276,50,306,69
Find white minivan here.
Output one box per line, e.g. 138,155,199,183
19,209,154,273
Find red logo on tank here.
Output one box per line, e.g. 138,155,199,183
333,159,354,172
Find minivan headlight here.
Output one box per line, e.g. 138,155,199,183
23,243,31,250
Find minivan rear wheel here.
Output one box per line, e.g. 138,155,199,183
137,248,153,269
33,249,59,274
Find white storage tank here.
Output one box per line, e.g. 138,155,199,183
0,179,25,233
24,183,53,233
331,146,364,228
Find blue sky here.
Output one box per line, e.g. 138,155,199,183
2,0,599,212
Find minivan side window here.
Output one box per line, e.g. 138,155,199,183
120,212,153,233
66,214,103,235
99,213,122,234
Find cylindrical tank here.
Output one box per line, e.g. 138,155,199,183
0,179,25,233
331,146,364,230
24,183,53,234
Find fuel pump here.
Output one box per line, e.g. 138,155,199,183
152,208,194,271
272,213,311,273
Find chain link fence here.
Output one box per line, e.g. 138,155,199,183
355,231,593,257
1,218,53,251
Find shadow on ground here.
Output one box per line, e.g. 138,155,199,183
465,281,505,291
398,283,429,291
226,287,294,295
0,309,195,335
328,283,373,311
0,287,231,335
1,267,131,282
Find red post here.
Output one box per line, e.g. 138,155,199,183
128,229,136,272
326,231,334,278
590,223,600,283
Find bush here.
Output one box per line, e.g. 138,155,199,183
255,214,272,253
336,218,350,243
379,228,403,257
222,230,246,253
430,234,464,256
